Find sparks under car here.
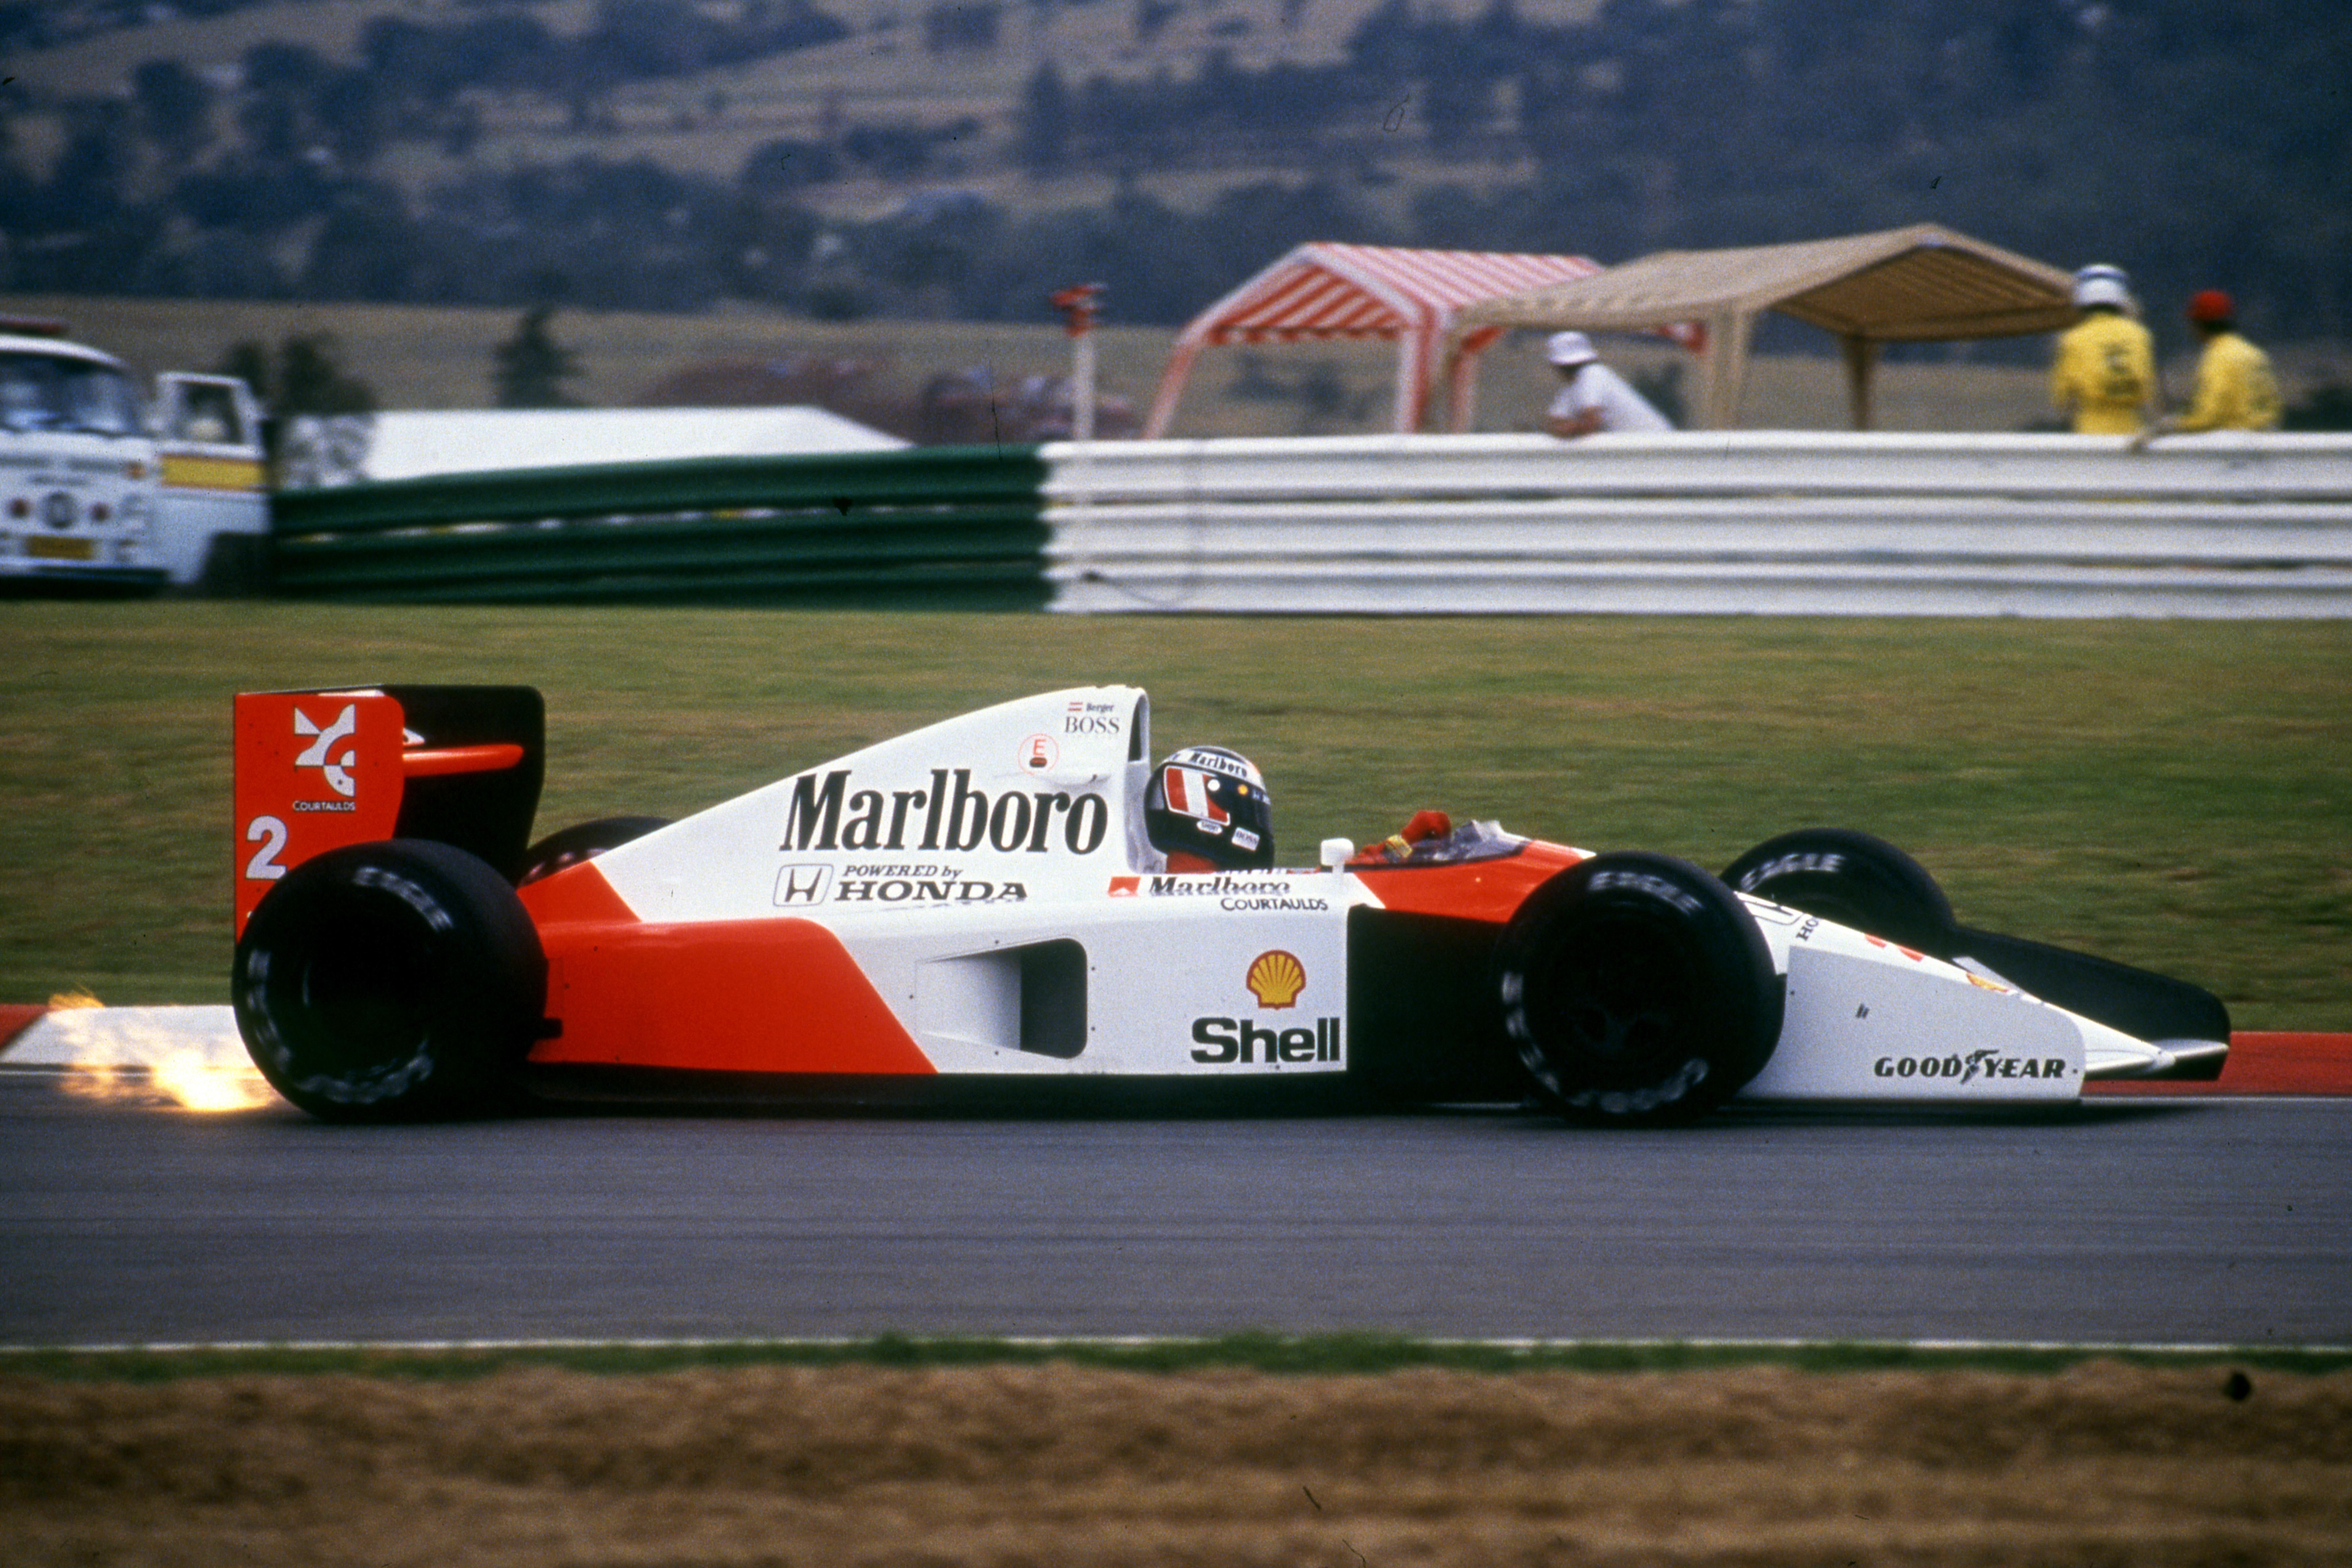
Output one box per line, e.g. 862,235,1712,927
229,684,2230,1124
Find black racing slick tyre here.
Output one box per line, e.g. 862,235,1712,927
234,839,547,1122
516,815,670,887
1724,828,2230,1056
1722,828,1958,955
1495,852,1783,1126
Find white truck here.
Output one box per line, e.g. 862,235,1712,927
1,315,266,593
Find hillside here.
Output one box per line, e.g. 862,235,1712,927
6,0,2344,383
9,0,1592,212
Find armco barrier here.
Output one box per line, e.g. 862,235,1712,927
267,433,2352,616
1041,431,2352,617
270,445,1049,609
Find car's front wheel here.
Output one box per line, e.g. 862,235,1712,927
234,839,546,1121
1495,852,1783,1125
1722,827,1957,954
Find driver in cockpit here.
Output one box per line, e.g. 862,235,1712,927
1144,744,1482,872
1142,745,1275,872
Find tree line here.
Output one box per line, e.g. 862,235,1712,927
1,0,2344,350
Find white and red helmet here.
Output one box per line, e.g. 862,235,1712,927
1145,745,1274,869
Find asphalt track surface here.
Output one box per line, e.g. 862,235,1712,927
3,1074,2346,1349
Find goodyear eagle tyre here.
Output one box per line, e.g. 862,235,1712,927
1723,828,1957,955
234,839,547,1122
516,815,670,887
1495,852,1782,1125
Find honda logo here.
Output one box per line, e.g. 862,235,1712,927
773,863,834,905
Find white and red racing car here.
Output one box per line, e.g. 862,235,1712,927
230,683,2230,1124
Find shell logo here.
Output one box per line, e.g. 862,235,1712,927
1245,949,1306,1009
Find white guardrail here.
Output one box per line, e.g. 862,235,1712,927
1039,432,2352,617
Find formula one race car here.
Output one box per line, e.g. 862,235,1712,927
229,684,2230,1125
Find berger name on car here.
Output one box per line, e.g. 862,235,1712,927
1063,699,1122,736
781,767,1111,855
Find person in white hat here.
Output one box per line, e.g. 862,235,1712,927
2050,264,2157,435
1543,331,1672,437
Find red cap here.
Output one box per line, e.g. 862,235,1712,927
2187,289,2235,323
1050,283,1102,337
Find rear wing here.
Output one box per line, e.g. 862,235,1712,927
233,686,544,936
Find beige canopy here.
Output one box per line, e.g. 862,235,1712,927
1449,223,2078,430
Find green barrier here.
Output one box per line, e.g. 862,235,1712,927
269,445,1050,609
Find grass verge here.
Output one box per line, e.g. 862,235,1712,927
2,602,2346,1026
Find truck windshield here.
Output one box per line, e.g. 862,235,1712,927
0,352,145,436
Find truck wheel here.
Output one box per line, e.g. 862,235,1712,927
1495,852,1782,1125
516,815,669,887
234,839,546,1122
1722,828,1957,954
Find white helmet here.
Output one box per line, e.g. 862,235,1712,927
2072,264,2134,312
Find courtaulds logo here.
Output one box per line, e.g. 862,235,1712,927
1245,950,1306,1009
292,702,360,798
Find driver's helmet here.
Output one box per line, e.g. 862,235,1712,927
1145,745,1274,870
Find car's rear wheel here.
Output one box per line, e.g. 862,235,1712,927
1722,828,1957,954
1495,852,1783,1125
234,839,546,1122
516,815,670,887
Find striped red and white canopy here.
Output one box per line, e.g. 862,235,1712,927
1180,243,1603,346
1145,243,1603,435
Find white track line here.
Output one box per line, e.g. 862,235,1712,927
3,1335,2344,1356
